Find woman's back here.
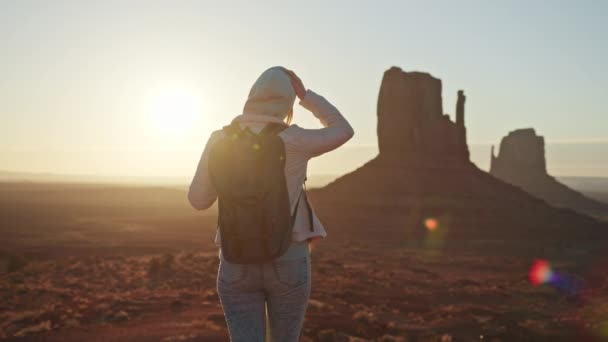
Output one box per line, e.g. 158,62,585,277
189,89,354,244
187,67,353,341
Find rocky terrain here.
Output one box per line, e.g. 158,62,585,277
491,129,608,219
2,232,608,342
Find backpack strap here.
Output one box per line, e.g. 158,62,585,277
222,122,242,137
290,179,315,233
290,190,303,229
303,179,314,232
257,122,312,232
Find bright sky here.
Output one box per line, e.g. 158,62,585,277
1,0,607,179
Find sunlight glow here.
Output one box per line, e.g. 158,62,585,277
147,88,202,134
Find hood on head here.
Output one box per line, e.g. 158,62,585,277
242,66,296,121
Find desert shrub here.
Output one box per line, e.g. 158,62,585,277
110,310,129,322
13,320,51,337
353,310,377,323
147,253,175,278
179,252,194,262
379,334,408,342
317,329,337,342
148,257,161,277
161,253,174,269
317,329,352,342
0,251,28,274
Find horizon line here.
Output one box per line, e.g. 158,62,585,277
2,139,608,151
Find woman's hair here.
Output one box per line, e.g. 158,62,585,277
285,108,294,125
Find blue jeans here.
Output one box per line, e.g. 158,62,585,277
217,241,311,342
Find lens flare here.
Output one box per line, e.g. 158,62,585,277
529,259,553,286
597,320,608,338
424,218,439,231
528,259,582,295
421,216,448,258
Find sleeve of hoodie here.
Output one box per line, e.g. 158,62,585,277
286,89,354,158
188,131,221,210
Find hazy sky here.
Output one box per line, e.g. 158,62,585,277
1,0,607,179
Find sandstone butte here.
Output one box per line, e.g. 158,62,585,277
491,128,608,219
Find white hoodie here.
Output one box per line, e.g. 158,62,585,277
188,67,354,244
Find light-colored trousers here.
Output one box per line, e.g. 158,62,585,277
217,241,311,342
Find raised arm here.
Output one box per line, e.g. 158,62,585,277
282,69,353,157
188,131,221,210
287,90,354,158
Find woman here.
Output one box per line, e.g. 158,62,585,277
188,66,354,341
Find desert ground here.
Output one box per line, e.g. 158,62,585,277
1,182,608,341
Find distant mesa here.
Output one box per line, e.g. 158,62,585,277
490,129,547,179
309,66,606,245
491,128,608,218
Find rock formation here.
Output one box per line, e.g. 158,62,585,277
308,67,606,246
377,67,468,162
491,129,547,179
491,128,608,218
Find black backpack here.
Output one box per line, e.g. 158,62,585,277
208,122,313,264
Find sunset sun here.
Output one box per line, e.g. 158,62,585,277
147,88,202,134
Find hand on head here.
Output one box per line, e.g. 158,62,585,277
283,68,306,100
